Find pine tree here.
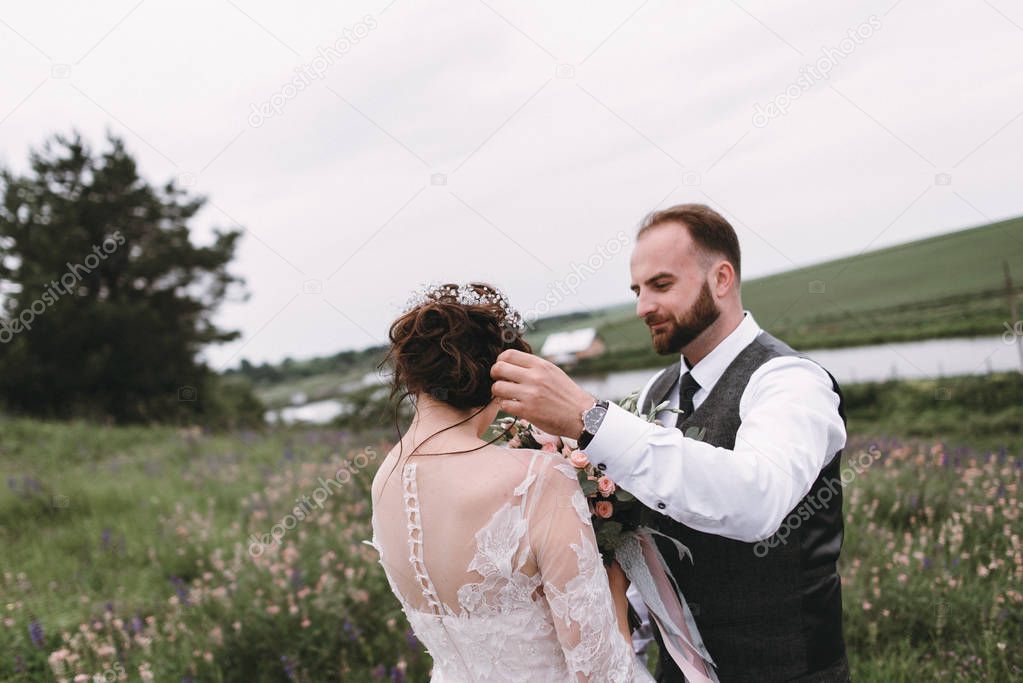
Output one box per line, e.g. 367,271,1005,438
0,130,253,424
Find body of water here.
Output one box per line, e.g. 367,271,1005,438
265,399,349,425
266,335,1022,424
577,334,1021,400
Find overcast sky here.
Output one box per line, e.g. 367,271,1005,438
2,0,1022,369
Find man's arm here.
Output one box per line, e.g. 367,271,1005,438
584,356,846,542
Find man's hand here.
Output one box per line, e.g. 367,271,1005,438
490,349,595,438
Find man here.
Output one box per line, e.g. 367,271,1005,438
490,203,850,682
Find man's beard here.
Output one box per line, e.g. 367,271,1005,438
649,281,721,355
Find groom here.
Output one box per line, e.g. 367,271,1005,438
491,203,850,682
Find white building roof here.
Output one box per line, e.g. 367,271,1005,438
540,328,598,358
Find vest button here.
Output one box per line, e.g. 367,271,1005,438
657,502,666,509
597,463,606,471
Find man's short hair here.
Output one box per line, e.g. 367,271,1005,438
637,203,741,283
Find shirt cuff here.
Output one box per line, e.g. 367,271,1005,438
583,402,653,479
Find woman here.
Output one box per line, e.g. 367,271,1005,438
368,282,652,681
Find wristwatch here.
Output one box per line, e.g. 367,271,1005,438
577,399,609,449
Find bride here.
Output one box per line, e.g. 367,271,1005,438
368,282,653,681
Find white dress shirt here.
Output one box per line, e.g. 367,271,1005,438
585,311,846,543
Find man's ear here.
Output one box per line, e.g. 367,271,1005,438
713,260,736,296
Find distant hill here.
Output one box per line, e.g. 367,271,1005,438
236,216,1023,405
565,215,1023,372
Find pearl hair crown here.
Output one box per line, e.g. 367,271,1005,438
402,282,525,335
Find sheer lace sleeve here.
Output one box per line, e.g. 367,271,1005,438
528,457,645,682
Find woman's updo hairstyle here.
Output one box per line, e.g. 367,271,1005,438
384,282,531,411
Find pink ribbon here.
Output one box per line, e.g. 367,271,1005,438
625,532,718,683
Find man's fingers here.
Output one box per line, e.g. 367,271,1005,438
490,359,530,383
496,348,535,367
497,398,522,415
491,380,525,401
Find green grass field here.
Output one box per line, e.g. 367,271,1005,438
2,386,1021,681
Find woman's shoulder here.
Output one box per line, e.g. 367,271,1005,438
489,445,582,493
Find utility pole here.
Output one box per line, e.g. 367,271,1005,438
1004,261,1023,374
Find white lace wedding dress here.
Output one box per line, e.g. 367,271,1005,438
368,446,654,682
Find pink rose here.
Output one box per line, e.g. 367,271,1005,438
595,501,614,518
568,450,589,469
597,476,616,497
541,441,558,453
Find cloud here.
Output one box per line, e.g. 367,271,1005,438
1,0,1020,367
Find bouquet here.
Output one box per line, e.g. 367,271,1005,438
492,388,681,563
492,389,720,682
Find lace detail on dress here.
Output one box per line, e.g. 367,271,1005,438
456,457,541,617
545,530,636,680
402,462,445,616
370,450,651,682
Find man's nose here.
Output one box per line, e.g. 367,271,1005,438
636,293,656,320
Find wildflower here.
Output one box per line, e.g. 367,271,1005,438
28,618,44,648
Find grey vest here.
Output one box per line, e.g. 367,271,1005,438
643,331,849,683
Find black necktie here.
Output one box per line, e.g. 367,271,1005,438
675,372,701,428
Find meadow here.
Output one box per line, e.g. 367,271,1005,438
2,379,1021,682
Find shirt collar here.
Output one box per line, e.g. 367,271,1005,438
680,310,761,392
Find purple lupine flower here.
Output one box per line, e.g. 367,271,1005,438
105,601,114,614
101,528,112,550
391,666,405,683
405,628,419,651
280,655,297,682
169,576,190,606
13,654,25,673
290,569,304,589
131,613,143,635
28,619,44,648
922,557,932,570
284,445,294,461
371,665,387,680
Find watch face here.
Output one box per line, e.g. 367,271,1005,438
584,406,607,432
